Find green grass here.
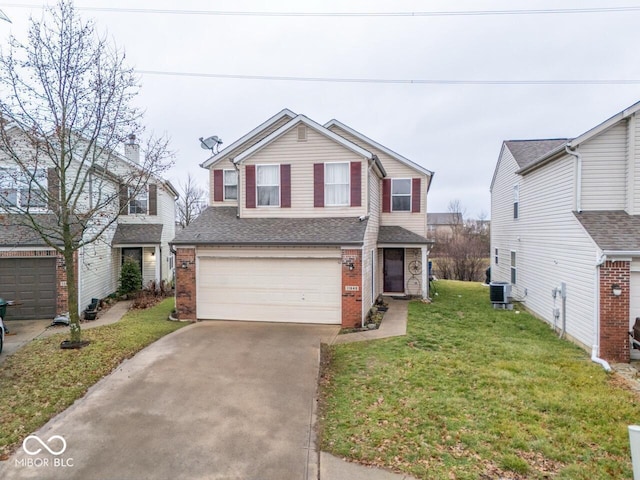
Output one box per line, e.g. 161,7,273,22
0,298,187,459
319,281,640,479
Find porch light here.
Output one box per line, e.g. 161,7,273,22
612,284,622,296
344,261,354,271
181,261,188,269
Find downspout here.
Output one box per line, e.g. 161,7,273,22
565,145,582,213
593,256,612,371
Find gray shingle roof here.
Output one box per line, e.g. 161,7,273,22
574,210,640,251
172,207,368,246
505,139,569,170
0,214,83,247
112,224,163,245
378,226,432,245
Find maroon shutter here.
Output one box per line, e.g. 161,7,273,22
148,184,157,215
280,164,291,208
245,165,256,208
382,178,391,213
313,163,324,207
411,178,421,213
213,169,223,202
350,161,361,207
119,184,129,215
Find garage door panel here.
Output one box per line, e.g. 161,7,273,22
198,256,341,324
0,257,57,319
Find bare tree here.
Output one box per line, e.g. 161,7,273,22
0,0,172,344
177,173,208,228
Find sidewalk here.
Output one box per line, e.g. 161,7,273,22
0,300,132,361
322,297,419,480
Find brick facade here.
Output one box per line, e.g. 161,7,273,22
341,249,363,328
0,249,68,314
175,247,197,320
599,260,630,362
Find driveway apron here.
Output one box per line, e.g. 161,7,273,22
0,321,338,480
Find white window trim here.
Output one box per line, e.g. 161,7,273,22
510,250,517,285
324,161,350,207
513,184,519,219
0,167,49,212
391,178,412,212
129,186,148,215
256,164,280,207
223,169,238,201
494,248,499,265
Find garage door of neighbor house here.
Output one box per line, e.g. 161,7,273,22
197,256,341,324
0,257,57,319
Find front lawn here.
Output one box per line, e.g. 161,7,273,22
0,299,187,459
319,281,640,479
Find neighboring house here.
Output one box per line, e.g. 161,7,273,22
0,132,178,320
172,109,434,327
491,99,640,363
427,212,463,238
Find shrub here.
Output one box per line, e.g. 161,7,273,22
118,257,142,296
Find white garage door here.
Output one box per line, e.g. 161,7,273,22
197,256,341,324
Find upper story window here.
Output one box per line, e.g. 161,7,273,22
513,184,519,219
0,168,48,210
511,251,517,284
128,186,148,214
257,164,280,206
224,169,237,200
494,248,499,265
325,162,349,206
392,179,411,211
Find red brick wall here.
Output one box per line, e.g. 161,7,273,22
0,249,68,314
599,260,630,362
175,247,196,320
341,249,362,328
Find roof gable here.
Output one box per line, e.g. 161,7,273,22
324,119,433,178
233,115,373,164
201,109,296,169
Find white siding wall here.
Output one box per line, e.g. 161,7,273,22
238,127,367,218
329,125,429,237
491,145,599,349
79,223,118,313
580,122,628,211
361,168,382,319
142,247,155,286
632,114,640,213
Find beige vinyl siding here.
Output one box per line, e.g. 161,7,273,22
361,169,382,319
239,127,367,218
142,247,155,286
633,114,640,213
580,122,628,211
208,116,292,206
329,125,428,237
491,145,599,349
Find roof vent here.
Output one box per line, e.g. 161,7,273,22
297,125,307,142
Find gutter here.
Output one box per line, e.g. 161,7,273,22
233,160,241,219
565,146,582,213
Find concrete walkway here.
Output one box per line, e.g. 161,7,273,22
0,300,132,361
322,297,419,480
331,297,410,345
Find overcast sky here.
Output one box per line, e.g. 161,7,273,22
2,0,640,219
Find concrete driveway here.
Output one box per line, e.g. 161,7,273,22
0,321,338,480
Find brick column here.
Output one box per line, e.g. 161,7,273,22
599,260,630,363
341,249,362,328
175,248,197,320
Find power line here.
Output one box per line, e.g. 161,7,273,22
2,3,640,17
135,70,640,85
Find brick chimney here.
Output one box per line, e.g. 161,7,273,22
124,134,140,163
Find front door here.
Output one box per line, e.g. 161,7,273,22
384,248,404,293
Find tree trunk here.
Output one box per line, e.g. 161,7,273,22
63,230,81,343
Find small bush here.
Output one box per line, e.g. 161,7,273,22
118,257,142,296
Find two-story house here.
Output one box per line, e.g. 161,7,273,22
491,99,640,364
0,130,178,320
172,109,434,327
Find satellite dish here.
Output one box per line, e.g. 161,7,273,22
199,135,223,154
